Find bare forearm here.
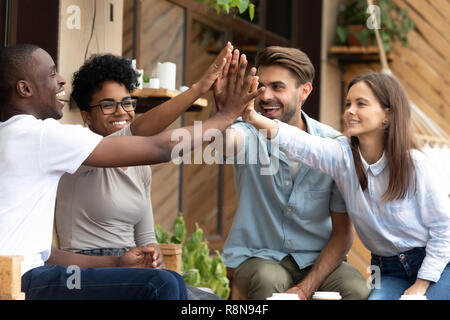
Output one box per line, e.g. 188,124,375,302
299,230,353,294
245,110,279,138
131,84,203,136
84,112,236,168
47,247,118,269
168,112,236,158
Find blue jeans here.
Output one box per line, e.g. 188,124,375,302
368,247,450,300
21,265,187,300
78,247,222,300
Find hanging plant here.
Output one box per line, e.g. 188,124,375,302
195,0,256,21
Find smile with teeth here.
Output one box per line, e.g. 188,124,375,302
56,91,67,101
111,120,128,126
56,91,66,100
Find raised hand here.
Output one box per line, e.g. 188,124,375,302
242,70,260,123
194,42,233,95
212,48,234,116
214,49,265,121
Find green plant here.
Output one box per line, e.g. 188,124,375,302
335,0,414,52
155,215,230,299
195,0,256,21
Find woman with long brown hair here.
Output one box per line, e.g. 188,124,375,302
243,72,450,300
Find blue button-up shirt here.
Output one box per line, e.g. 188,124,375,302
223,112,347,270
273,120,450,282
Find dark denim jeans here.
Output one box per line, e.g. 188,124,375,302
21,264,187,300
78,247,222,300
368,247,450,300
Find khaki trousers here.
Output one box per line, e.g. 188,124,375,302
234,255,371,300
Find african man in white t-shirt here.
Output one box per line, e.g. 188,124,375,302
0,43,261,299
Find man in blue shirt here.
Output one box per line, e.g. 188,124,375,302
213,46,370,300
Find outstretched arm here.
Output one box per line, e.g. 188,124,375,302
242,106,347,180
130,43,234,137
83,53,264,169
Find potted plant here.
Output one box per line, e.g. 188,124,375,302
335,0,414,52
155,215,230,299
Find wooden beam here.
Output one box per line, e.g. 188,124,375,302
0,256,25,300
168,0,289,47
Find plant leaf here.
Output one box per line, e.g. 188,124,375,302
155,225,169,244
249,3,255,21
336,25,347,45
237,0,249,14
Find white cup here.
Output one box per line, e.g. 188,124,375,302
399,294,427,300
266,293,300,300
149,78,160,89
311,291,342,300
157,62,176,91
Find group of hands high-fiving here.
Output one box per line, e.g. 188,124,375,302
117,43,263,271
198,42,265,122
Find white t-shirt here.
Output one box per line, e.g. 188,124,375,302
0,115,102,275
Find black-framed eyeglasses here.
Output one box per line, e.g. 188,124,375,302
88,99,137,115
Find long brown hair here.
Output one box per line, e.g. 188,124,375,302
347,73,419,201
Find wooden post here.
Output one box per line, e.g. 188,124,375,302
0,256,25,300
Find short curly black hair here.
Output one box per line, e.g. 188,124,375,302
71,54,139,110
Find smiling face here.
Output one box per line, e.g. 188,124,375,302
81,81,135,137
344,81,389,139
256,65,309,124
31,48,66,119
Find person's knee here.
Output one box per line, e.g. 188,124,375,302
252,264,283,284
145,270,187,300
236,263,291,299
323,263,371,300
344,282,371,300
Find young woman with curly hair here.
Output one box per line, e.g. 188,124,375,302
52,46,244,299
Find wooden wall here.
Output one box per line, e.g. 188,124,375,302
391,0,450,134
123,0,184,232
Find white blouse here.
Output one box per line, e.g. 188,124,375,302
273,120,450,282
